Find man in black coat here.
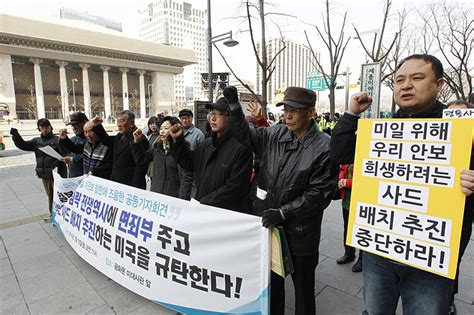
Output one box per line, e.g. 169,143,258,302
169,98,252,212
92,110,149,189
10,118,67,221
227,86,337,315
330,54,474,315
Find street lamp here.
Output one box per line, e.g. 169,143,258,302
147,84,154,116
71,78,78,112
207,0,239,102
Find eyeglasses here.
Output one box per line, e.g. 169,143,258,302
282,107,308,114
207,112,228,119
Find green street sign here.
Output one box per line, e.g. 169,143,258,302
307,77,327,91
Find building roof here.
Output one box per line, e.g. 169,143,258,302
0,14,197,72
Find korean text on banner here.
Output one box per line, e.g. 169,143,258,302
52,174,270,314
347,119,472,279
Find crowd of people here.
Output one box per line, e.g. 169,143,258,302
10,53,474,315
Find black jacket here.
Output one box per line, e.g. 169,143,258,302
132,141,182,198
12,132,67,180
171,132,253,212
230,104,337,256
93,124,149,189
63,133,87,177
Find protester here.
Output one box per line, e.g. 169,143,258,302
178,109,205,200
145,116,160,182
60,112,88,177
59,120,113,179
331,54,474,314
336,163,363,272
10,118,67,221
178,109,205,151
169,97,253,212
92,110,149,189
227,86,337,314
446,99,474,315
132,116,184,198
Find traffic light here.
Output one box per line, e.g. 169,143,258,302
201,72,230,92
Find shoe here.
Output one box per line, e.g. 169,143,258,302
43,215,52,222
449,301,456,315
352,257,363,272
337,252,356,264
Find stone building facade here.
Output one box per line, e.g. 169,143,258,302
0,14,196,121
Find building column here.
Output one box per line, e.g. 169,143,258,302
79,63,91,118
56,61,69,120
120,68,129,111
151,71,174,115
0,54,17,118
137,70,146,119
29,58,45,118
100,66,111,119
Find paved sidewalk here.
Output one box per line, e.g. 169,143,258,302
1,152,473,314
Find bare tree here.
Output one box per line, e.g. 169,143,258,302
353,0,399,68
304,0,351,118
25,84,37,119
214,0,292,116
417,1,473,101
379,6,412,112
129,89,140,115
56,87,72,121
110,84,120,117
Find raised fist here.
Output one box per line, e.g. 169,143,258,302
10,128,19,136
223,86,238,104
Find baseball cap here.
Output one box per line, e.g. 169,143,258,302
178,109,194,117
205,97,230,112
37,118,51,128
67,112,88,125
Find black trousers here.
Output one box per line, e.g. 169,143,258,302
342,207,356,255
271,254,319,315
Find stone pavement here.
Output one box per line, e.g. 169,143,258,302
0,151,473,314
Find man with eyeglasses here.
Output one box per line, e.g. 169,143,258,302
227,86,337,314
169,97,253,212
60,112,88,177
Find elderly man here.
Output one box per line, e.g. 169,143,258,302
10,118,67,221
169,98,252,212
59,120,113,179
92,110,149,189
227,86,337,314
331,54,474,315
177,109,205,200
60,112,88,177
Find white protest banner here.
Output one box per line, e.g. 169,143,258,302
52,173,270,314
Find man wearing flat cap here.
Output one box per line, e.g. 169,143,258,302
59,112,88,177
169,98,252,212
227,86,337,314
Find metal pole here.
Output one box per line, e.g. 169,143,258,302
72,79,76,112
207,0,213,102
344,66,350,112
